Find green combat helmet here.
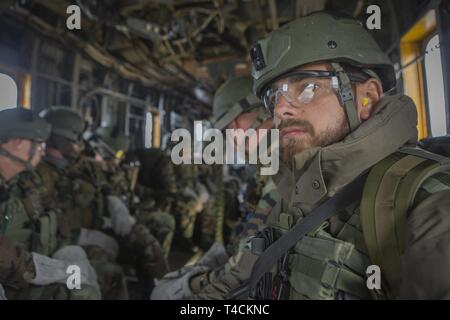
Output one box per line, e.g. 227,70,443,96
211,76,270,130
251,11,395,132
0,107,51,170
40,106,85,160
40,106,84,142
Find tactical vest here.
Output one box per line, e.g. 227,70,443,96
37,159,103,232
0,171,58,256
65,158,106,230
253,148,450,300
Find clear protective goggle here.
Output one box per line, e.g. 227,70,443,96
261,70,340,115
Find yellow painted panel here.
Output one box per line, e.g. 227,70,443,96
152,113,160,148
402,11,436,42
21,74,32,109
400,10,437,140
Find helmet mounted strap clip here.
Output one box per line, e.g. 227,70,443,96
331,62,360,132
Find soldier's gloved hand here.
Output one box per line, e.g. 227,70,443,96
150,264,210,300
197,242,229,270
150,242,229,300
25,246,100,292
106,195,136,237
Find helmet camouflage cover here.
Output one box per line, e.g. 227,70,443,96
89,126,130,160
40,106,84,142
0,107,50,143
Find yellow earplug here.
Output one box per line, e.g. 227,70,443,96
362,98,370,107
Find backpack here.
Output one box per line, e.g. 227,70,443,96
361,140,450,298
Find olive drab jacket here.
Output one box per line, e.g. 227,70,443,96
194,94,450,300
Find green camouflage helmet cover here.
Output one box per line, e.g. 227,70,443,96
211,76,267,130
251,11,395,96
40,106,84,142
0,107,50,143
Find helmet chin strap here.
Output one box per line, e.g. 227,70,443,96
331,62,361,132
0,141,37,172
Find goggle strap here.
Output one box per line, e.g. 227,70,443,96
250,107,271,130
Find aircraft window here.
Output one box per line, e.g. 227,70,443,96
424,33,447,136
145,111,153,148
0,72,18,110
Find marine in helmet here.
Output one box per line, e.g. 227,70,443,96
38,107,169,298
0,107,101,300
90,126,176,261
151,77,278,300
223,11,450,300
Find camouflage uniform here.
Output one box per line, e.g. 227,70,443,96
194,165,220,250
225,174,275,257
133,148,178,205
37,156,128,300
105,158,175,259
151,76,273,300
75,159,173,291
0,107,100,300
37,110,169,297
195,166,242,252
242,168,269,217
134,203,175,260
90,130,176,260
172,163,203,249
0,235,29,291
191,179,279,299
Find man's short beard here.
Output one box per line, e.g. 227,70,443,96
279,116,349,167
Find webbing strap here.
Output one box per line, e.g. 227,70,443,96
331,63,360,132
213,101,245,130
399,146,450,164
250,108,271,130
